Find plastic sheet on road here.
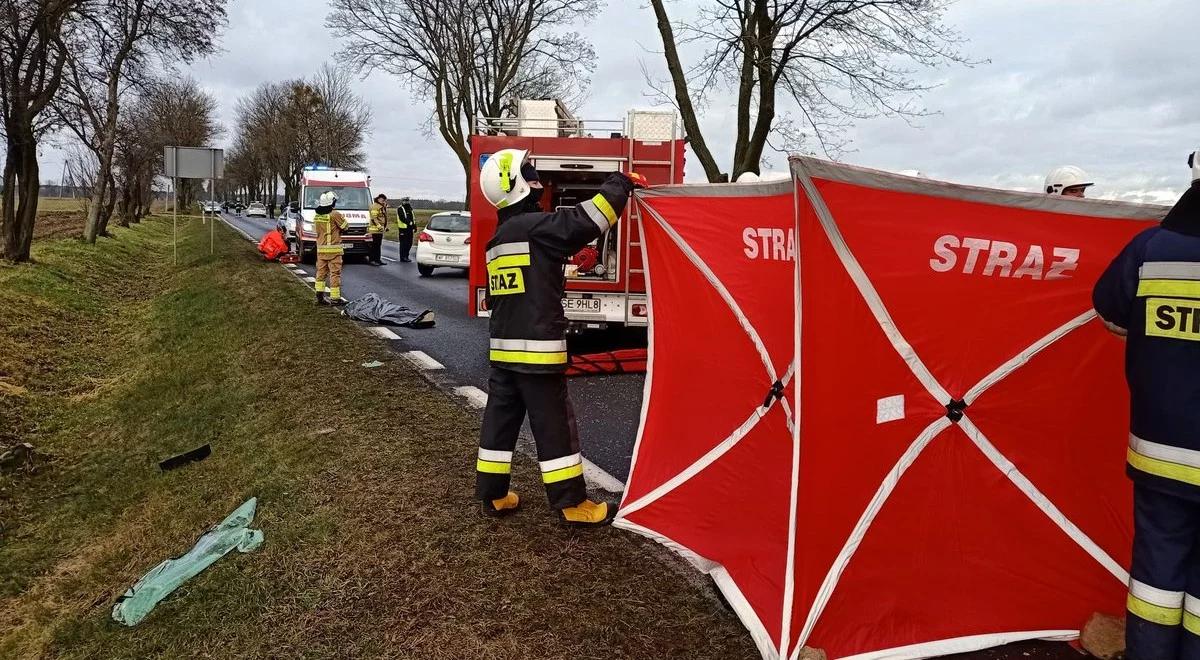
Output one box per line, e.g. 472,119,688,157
342,293,435,328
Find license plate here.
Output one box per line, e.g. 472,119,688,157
435,254,459,262
341,242,354,249
563,297,601,313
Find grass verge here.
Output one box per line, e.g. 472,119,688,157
0,216,756,659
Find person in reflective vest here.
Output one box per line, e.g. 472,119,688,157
1093,163,1200,660
313,190,349,305
368,193,388,266
396,197,415,262
474,147,645,526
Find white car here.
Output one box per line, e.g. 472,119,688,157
416,211,471,276
246,201,267,218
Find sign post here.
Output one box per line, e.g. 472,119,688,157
164,146,225,264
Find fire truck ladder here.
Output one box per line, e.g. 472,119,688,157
625,113,681,322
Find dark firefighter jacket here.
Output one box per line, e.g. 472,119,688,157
485,172,635,373
1094,183,1200,502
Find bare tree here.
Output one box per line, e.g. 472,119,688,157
0,0,81,262
648,0,974,182
58,0,226,243
232,65,370,203
327,0,600,206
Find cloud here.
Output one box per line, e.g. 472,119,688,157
37,0,1200,205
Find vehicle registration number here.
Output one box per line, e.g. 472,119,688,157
341,242,354,249
563,297,601,313
435,254,459,262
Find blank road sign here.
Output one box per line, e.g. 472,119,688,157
164,146,224,179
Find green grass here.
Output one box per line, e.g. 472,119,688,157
35,198,86,213
382,209,439,241
0,217,756,659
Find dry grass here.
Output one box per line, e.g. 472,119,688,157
0,216,757,659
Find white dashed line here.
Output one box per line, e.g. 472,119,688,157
403,351,444,370
582,458,626,493
382,256,397,263
303,276,316,283
369,326,402,340
453,386,488,409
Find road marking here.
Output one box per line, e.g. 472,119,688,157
583,458,626,493
369,326,401,340
285,263,300,270
453,385,488,409
302,276,316,283
382,256,397,263
403,351,444,370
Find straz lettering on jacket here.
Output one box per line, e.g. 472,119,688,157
1139,262,1200,342
487,242,530,296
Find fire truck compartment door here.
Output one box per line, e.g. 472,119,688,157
533,157,622,173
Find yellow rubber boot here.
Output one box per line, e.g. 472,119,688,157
482,491,520,517
558,499,617,527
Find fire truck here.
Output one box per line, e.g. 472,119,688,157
294,166,373,264
467,100,686,330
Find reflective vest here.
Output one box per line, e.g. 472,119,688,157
368,202,386,234
1094,206,1200,502
396,205,413,231
485,173,633,373
315,211,347,256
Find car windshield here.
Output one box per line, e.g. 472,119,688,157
303,185,371,211
427,214,470,232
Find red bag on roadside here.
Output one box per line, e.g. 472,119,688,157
257,230,287,261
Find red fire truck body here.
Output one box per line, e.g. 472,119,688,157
467,105,685,330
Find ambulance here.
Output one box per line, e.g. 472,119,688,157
295,165,373,263
468,100,686,330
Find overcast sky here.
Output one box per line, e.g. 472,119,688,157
41,0,1200,204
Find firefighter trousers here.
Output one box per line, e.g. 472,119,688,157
1126,484,1200,660
476,367,586,510
315,253,343,298
368,234,383,263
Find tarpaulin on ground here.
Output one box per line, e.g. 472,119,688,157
341,293,435,328
615,156,1171,659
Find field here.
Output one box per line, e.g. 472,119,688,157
0,215,757,659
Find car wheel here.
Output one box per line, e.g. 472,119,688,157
417,264,434,277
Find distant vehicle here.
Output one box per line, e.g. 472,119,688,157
416,211,471,276
246,201,267,218
201,200,221,213
294,167,372,264
280,202,301,242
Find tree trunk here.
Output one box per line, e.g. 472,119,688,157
98,171,117,234
1,131,41,263
649,0,726,183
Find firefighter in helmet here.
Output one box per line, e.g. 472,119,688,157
475,148,645,525
1045,165,1094,198
1093,152,1200,660
314,190,348,305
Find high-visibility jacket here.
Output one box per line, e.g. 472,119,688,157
368,202,387,234
397,204,414,231
485,172,634,373
315,209,348,256
1094,184,1200,502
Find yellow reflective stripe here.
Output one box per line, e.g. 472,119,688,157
488,254,530,271
542,462,583,484
498,152,513,192
489,349,568,365
1138,279,1200,298
1129,447,1200,487
1128,593,1183,625
477,459,512,474
1187,611,1200,636
315,282,326,292
591,194,617,225
317,246,344,253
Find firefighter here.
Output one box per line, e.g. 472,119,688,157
368,193,388,266
1045,165,1094,198
475,148,645,525
1093,154,1200,660
313,191,349,305
396,196,415,262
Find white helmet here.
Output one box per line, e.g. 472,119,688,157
1189,150,1199,182
318,191,338,207
479,148,532,209
1044,166,1093,195
735,171,760,183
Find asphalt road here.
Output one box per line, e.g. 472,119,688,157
220,211,646,484
221,211,1087,660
